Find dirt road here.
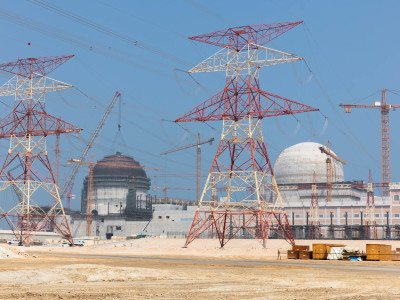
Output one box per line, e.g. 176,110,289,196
2,249,400,299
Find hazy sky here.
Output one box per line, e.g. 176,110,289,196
0,0,399,209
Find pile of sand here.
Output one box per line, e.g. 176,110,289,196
0,264,182,284
0,244,28,259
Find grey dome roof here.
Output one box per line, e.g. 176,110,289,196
273,142,344,185
93,152,147,178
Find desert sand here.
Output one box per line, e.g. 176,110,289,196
1,238,400,299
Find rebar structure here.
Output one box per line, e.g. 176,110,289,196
365,169,377,239
176,22,319,248
308,172,320,239
0,55,81,245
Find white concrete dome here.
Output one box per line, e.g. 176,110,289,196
273,142,344,184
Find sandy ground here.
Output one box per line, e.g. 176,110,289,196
1,239,400,299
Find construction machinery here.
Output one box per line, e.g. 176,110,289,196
340,89,400,196
152,185,195,204
319,140,346,202
68,157,159,236
308,171,320,239
60,91,121,203
365,169,377,239
160,134,214,202
65,183,75,210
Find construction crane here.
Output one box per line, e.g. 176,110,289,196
68,157,160,237
65,183,75,210
308,171,320,239
319,140,346,202
340,88,400,196
60,91,121,201
365,169,377,240
152,186,195,204
160,134,214,202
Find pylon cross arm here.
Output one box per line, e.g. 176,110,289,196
0,75,73,97
0,110,82,138
189,21,303,50
0,55,74,77
189,45,303,74
175,87,318,122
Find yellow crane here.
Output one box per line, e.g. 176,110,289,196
319,140,346,202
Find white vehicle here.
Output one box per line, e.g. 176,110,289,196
60,241,71,247
7,240,19,245
74,240,85,247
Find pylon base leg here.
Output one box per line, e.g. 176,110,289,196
185,210,294,248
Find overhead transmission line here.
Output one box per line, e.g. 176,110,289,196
27,0,191,66
0,8,174,78
301,59,380,166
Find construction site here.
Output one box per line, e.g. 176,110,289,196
1,1,400,299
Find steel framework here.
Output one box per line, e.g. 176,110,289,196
365,169,377,239
340,89,400,196
176,22,318,248
308,172,320,239
0,55,80,245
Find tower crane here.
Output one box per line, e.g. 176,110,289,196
60,91,121,203
68,157,160,237
65,183,75,210
340,89,400,196
319,140,346,202
308,171,320,239
160,134,214,202
152,186,195,204
365,169,377,240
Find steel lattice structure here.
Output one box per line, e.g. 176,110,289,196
0,55,81,245
308,172,320,239
365,170,377,239
176,22,318,248
340,89,400,197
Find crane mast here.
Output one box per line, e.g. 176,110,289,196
60,91,121,200
160,134,214,202
340,89,400,196
308,171,320,239
319,140,346,202
365,169,377,240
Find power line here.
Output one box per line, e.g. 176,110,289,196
27,0,191,66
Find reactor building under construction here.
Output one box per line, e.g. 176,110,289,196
68,152,196,238
66,143,400,241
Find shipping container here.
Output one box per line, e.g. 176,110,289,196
299,250,312,259
293,245,309,251
287,250,299,259
366,244,392,261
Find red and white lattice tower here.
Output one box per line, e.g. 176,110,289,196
0,55,81,245
308,172,320,239
176,22,319,248
365,169,377,239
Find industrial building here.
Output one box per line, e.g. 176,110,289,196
68,152,196,239
66,142,400,241
80,152,152,217
274,142,400,240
